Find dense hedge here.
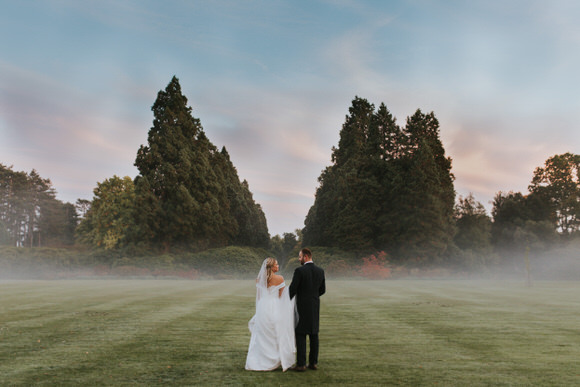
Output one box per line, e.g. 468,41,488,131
0,246,271,279
0,246,94,278
1,244,578,280
179,246,270,277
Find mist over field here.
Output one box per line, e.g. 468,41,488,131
1,243,579,282
3,78,580,285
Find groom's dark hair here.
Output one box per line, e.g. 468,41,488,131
301,248,312,259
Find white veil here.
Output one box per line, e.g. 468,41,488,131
254,258,269,307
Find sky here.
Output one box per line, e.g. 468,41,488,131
1,0,580,237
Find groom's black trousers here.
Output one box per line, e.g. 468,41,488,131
295,332,319,366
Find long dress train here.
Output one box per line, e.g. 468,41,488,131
245,282,296,371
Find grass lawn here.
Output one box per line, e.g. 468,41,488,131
1,279,579,386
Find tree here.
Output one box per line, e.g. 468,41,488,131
303,166,341,247
0,165,74,247
215,147,269,248
134,77,228,251
303,98,456,264
331,96,374,168
270,231,300,267
492,191,530,253
26,170,63,247
38,200,78,246
304,97,382,251
0,165,29,246
133,76,268,252
528,153,580,235
454,193,492,252
75,199,91,220
374,102,403,161
77,176,136,250
491,191,557,269
386,109,456,262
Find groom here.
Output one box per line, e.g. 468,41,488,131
289,248,326,371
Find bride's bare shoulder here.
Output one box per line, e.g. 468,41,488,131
269,274,284,286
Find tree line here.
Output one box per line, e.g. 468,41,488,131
78,76,270,253
303,97,455,263
0,165,77,247
1,77,269,254
2,77,579,272
304,96,580,269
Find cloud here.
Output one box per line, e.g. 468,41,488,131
3,0,580,235
0,61,143,201
444,109,575,212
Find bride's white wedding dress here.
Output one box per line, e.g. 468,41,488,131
245,264,296,371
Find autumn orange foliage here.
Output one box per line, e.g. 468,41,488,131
359,251,391,279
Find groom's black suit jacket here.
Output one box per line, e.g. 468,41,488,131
289,262,326,335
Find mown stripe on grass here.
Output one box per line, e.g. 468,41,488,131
1,280,253,385
1,280,580,386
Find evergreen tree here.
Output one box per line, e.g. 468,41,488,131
303,166,340,246
372,103,402,249
0,165,74,247
133,76,268,251
305,97,379,250
217,147,269,248
331,96,374,167
303,98,456,263
134,76,229,251
374,103,403,161
396,110,456,262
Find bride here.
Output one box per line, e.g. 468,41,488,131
245,258,296,371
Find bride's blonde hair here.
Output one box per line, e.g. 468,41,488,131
265,257,277,285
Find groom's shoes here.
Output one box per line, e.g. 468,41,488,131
308,364,318,370
291,365,306,372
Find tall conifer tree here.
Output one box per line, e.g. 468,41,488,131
134,77,230,251
133,76,268,251
396,110,456,261
303,98,455,262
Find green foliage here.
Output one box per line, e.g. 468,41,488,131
0,246,270,279
217,149,269,248
0,246,93,278
450,194,497,270
491,191,558,270
303,97,456,263
0,164,77,247
133,76,268,252
77,175,136,250
393,110,456,262
181,245,269,277
282,246,357,276
489,152,580,268
529,152,580,235
270,231,301,267
454,193,492,252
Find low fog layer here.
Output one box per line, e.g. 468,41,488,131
1,248,579,281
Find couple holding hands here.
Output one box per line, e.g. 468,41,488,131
245,248,326,372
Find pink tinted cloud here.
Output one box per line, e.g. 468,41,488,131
0,62,143,201
446,116,573,211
